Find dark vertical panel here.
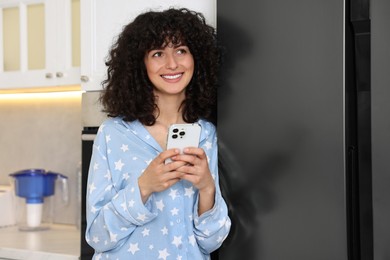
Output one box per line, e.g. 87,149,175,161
80,128,98,259
345,0,373,259
371,0,390,259
217,0,348,259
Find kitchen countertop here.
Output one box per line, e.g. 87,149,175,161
0,224,80,260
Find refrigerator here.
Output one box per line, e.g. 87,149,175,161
216,0,390,259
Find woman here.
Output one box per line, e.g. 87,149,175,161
86,8,231,259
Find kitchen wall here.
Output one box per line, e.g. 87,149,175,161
0,90,82,225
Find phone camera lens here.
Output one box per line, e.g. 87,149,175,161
172,134,178,139
173,128,179,133
179,131,185,136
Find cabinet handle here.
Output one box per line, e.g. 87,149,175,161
56,72,64,78
80,75,90,82
45,73,53,79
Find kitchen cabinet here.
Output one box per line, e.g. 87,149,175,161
0,0,80,90
80,0,216,91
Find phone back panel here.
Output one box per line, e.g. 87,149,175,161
166,123,201,153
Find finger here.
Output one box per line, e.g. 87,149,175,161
175,164,196,175
172,154,198,165
164,170,185,180
180,173,200,185
165,160,188,171
183,147,206,158
156,149,180,163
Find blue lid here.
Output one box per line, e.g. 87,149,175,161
9,169,46,177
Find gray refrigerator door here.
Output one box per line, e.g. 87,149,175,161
371,0,390,259
217,0,348,259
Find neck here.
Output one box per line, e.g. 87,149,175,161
154,94,185,126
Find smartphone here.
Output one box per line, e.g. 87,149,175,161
165,123,201,163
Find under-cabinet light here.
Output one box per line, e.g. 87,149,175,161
0,90,83,100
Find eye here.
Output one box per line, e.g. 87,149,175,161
177,49,186,55
176,46,190,55
151,51,163,58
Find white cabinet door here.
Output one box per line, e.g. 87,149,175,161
0,0,80,90
47,0,80,87
80,0,216,91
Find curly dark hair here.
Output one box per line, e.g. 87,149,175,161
100,8,219,125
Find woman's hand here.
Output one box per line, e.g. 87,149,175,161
172,147,216,215
138,148,187,203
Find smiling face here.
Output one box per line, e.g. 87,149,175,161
144,43,194,98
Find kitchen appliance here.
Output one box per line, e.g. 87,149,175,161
216,0,390,259
81,126,98,258
9,169,69,231
0,185,16,227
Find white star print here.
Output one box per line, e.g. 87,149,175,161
169,189,178,200
93,162,99,170
92,236,100,243
89,182,96,194
105,135,111,142
136,213,147,222
158,248,170,260
184,186,195,197
120,144,129,152
170,207,179,216
188,235,196,246
203,141,212,150
128,199,135,207
219,217,227,228
128,243,140,255
142,228,150,237
104,184,112,192
90,206,97,214
177,256,183,260
120,202,127,211
104,170,111,180
98,124,105,133
110,232,117,242
156,199,165,211
172,236,182,247
145,159,152,165
122,172,130,180
114,159,124,171
161,226,168,235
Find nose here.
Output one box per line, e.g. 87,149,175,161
165,53,178,70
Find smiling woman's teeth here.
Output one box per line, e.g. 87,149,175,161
162,74,182,79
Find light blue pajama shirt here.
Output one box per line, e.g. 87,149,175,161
86,117,231,260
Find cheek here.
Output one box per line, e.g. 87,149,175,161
186,59,195,74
